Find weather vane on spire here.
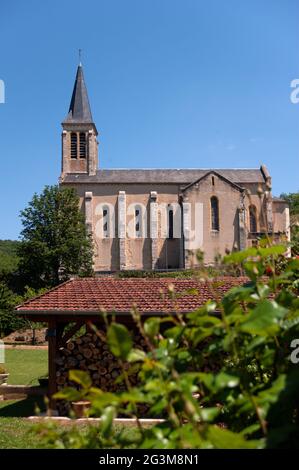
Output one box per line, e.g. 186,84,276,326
79,49,82,66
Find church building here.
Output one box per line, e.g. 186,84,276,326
59,64,290,272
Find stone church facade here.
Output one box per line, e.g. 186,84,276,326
59,65,290,271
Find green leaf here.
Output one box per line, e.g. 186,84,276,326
240,300,287,336
53,387,83,402
144,318,160,339
215,372,240,390
69,370,92,389
187,301,217,321
199,407,220,422
89,391,120,411
258,245,286,257
127,348,147,362
223,247,257,264
198,372,240,393
207,426,263,449
190,314,221,327
100,406,116,438
107,323,133,360
119,389,146,403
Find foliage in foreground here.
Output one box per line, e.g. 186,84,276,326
37,244,299,449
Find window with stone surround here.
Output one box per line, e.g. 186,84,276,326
103,206,109,238
168,208,174,239
249,205,257,233
211,196,219,231
135,206,142,238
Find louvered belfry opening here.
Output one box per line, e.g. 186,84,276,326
70,132,78,159
70,132,88,159
79,132,87,158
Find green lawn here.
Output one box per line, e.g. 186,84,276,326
0,349,48,448
0,398,46,448
5,349,48,385
0,399,141,449
0,417,45,449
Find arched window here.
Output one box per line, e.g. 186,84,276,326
211,196,219,231
79,132,87,158
71,133,78,159
168,209,174,239
249,205,257,233
135,206,142,238
103,206,109,238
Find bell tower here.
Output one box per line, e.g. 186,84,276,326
61,63,98,178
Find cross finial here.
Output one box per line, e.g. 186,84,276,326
79,49,82,66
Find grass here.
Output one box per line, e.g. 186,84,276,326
0,417,45,449
0,398,46,448
0,349,48,448
5,349,48,385
0,399,142,449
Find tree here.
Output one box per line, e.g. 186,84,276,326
280,191,299,222
0,240,20,275
0,282,26,336
18,185,93,289
280,192,299,256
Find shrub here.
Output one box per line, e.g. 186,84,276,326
37,244,299,449
0,283,47,337
0,282,26,337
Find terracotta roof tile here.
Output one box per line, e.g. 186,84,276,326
15,277,250,315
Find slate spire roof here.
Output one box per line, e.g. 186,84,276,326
63,64,94,124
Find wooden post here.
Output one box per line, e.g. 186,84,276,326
47,318,57,412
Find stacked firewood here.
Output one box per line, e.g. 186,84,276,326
55,330,147,394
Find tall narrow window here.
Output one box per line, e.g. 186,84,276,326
71,133,78,159
211,196,219,231
135,207,141,238
168,209,174,239
103,207,109,237
249,205,257,233
79,132,87,158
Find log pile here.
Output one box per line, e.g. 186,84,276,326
55,330,147,396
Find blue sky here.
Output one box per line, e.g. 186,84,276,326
0,0,298,240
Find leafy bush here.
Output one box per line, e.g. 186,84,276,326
0,283,47,337
37,244,299,449
0,282,26,337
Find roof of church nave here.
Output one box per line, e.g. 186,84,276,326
62,167,266,185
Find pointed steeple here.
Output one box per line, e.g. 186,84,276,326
63,64,94,124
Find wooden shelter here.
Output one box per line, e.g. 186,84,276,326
15,276,247,408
